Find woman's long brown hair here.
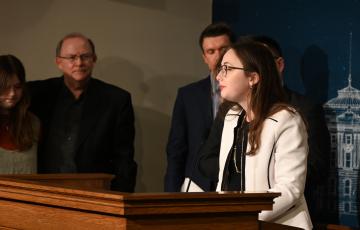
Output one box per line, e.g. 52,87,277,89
0,55,35,151
222,42,295,155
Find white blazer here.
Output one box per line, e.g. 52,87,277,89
217,107,313,230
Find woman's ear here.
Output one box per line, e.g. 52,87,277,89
275,57,285,74
249,72,260,87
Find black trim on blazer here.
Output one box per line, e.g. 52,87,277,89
266,117,278,189
268,117,278,122
268,142,276,189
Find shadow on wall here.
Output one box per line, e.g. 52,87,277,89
303,46,338,226
109,0,211,21
134,106,169,192
143,74,202,114
138,73,203,192
94,57,189,192
94,57,150,192
283,45,305,94
301,45,329,105
108,0,166,10
94,56,205,192
94,57,147,106
0,0,53,34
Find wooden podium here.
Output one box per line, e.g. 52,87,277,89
0,174,299,230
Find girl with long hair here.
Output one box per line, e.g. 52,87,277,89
0,54,39,174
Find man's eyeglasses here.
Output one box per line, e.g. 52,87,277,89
57,53,94,63
217,64,248,79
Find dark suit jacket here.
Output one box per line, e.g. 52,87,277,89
164,76,214,192
284,86,330,186
284,87,331,222
28,77,137,192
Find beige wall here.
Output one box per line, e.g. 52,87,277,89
0,0,212,192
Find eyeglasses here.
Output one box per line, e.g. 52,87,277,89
217,64,248,79
57,53,94,63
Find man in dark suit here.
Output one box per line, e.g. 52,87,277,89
164,23,236,192
28,33,137,192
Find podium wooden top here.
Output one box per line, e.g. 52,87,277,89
0,176,280,217
0,173,114,180
0,173,114,190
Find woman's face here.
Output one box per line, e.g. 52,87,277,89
216,48,252,104
0,75,23,111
